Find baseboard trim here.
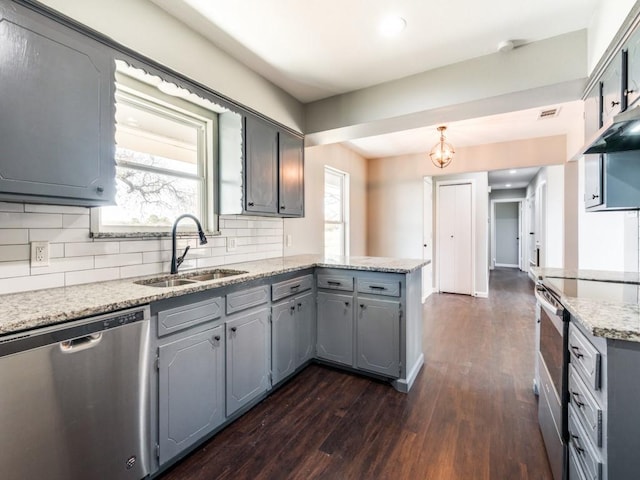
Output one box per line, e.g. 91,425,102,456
475,291,489,298
495,263,519,268
392,353,424,393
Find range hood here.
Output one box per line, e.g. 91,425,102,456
581,106,640,155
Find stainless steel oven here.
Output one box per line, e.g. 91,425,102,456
534,282,568,480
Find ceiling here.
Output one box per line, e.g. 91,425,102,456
488,167,541,191
148,0,598,165
150,0,599,103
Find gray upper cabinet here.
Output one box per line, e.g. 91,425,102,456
226,306,271,416
278,130,304,217
245,115,278,214
356,297,401,378
625,27,640,108
584,86,604,210
600,53,623,125
316,291,354,366
158,325,225,465
0,2,115,206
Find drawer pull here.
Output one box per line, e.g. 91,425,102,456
327,281,342,286
571,434,585,454
344,301,350,307
369,285,387,290
230,327,237,333
290,305,296,312
290,284,301,291
570,344,584,358
571,391,585,408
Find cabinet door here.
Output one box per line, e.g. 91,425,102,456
278,130,304,217
226,307,270,416
316,292,353,366
158,325,225,465
0,3,115,206
584,155,604,209
271,300,296,385
244,115,278,214
295,291,315,366
625,28,640,108
356,297,401,378
601,54,623,125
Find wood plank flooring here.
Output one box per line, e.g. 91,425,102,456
158,268,551,480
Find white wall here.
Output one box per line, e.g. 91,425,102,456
38,0,304,131
0,203,283,295
283,144,367,257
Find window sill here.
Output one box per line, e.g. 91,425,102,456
90,230,222,240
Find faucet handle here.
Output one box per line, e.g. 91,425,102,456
176,245,190,268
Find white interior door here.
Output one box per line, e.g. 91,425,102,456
422,178,433,300
438,183,472,295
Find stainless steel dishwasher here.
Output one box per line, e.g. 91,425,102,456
0,305,151,480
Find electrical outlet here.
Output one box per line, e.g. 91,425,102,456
31,241,49,267
227,237,237,252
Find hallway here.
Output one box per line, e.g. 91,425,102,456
160,268,551,479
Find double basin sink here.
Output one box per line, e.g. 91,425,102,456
135,269,248,288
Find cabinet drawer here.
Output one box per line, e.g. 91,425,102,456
157,297,222,337
568,323,602,391
272,274,313,301
357,278,400,297
568,405,603,480
226,285,270,314
317,274,354,291
569,365,603,448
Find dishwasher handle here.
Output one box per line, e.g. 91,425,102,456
59,333,102,353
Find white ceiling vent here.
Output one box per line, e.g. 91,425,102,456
538,107,560,119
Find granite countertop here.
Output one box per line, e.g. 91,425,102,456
531,266,640,342
1,254,427,337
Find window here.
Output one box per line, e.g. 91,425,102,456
92,66,219,235
324,167,349,257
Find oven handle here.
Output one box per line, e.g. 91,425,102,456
535,286,562,317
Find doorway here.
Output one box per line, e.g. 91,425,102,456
436,181,474,295
490,199,524,270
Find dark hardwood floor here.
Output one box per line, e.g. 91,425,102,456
158,267,551,480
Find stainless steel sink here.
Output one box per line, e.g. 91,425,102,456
185,269,247,281
136,278,198,288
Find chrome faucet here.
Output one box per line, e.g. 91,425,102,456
171,214,208,274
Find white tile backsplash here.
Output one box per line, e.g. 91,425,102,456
0,209,284,294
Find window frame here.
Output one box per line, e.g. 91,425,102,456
91,73,219,237
324,166,350,257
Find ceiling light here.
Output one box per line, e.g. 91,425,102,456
497,40,514,53
379,16,406,37
430,126,455,169
505,183,512,187
509,169,517,174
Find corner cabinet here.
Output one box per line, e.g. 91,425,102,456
0,1,115,206
219,112,304,217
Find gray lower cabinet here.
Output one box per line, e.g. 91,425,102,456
356,297,401,378
158,325,225,465
0,1,115,206
226,307,271,416
316,291,354,366
271,300,297,384
272,290,315,385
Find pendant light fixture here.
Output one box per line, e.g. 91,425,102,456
430,126,455,169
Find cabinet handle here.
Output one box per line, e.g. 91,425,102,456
248,202,254,207
344,301,350,307
281,205,286,210
369,285,387,290
592,194,599,199
290,305,296,312
290,284,300,291
328,281,342,286
297,302,302,308
570,391,584,408
611,100,620,107
214,335,221,342
360,304,365,309
570,434,585,454
569,344,583,358
625,88,635,96
96,186,104,194
230,327,237,333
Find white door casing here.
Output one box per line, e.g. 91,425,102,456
422,177,433,301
